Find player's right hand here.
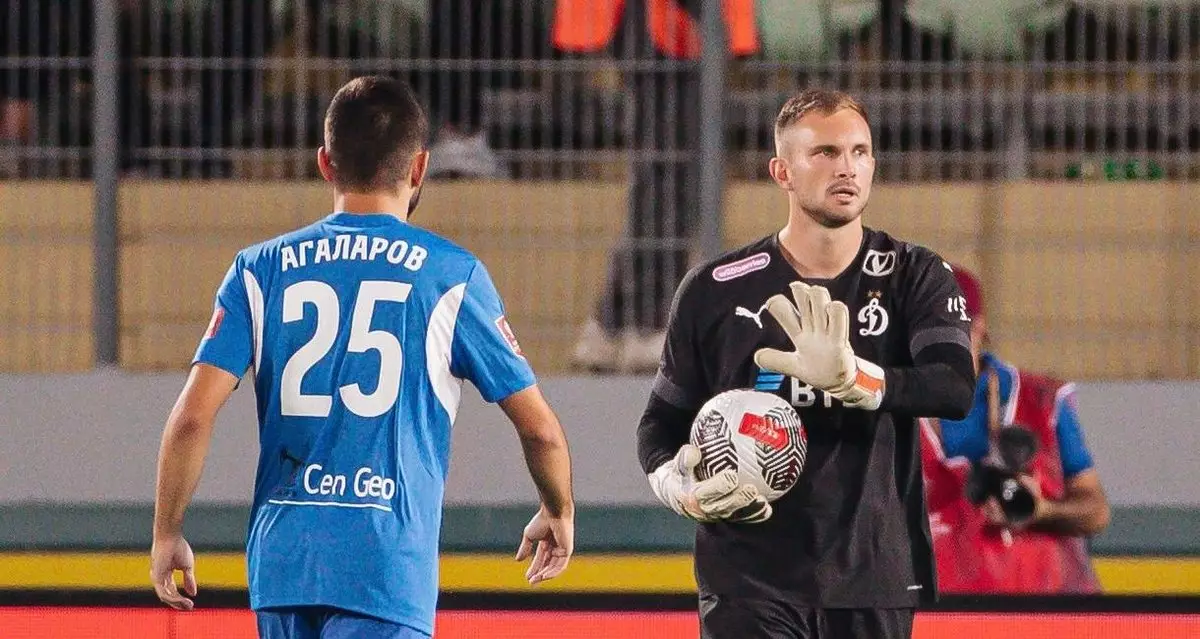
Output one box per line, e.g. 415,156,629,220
150,533,198,611
516,506,574,586
648,444,773,524
754,282,885,410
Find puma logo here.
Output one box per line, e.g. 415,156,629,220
735,302,770,330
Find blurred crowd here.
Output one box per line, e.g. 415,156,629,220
0,0,551,177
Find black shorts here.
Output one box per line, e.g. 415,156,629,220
699,594,914,639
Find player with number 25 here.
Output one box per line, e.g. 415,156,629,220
149,76,575,639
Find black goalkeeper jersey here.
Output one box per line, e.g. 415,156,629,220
637,227,975,608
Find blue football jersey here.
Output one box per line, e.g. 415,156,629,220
193,212,536,634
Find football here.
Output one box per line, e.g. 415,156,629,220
689,389,808,502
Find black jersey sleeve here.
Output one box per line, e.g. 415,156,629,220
877,251,976,419
637,394,698,474
879,344,974,418
636,269,709,474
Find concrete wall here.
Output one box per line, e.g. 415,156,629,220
1,372,1196,507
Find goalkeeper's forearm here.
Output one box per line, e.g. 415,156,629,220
878,343,976,419
636,393,695,475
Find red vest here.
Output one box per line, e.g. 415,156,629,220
920,367,1101,594
551,0,760,59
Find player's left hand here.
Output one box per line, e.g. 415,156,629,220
150,533,198,611
515,506,574,586
754,282,886,410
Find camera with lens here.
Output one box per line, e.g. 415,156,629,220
965,425,1039,524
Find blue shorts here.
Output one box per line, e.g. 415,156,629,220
256,606,430,639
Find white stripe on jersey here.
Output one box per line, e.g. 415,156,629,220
243,269,266,378
426,283,466,421
266,498,392,512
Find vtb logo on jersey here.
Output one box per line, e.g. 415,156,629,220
862,250,896,277
858,291,889,336
752,366,835,409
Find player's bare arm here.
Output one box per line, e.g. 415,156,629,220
500,385,575,585
150,363,240,611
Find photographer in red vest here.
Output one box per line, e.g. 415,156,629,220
920,265,1110,594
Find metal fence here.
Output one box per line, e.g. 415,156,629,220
3,0,1198,181
1,0,1199,378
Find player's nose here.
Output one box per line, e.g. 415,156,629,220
835,154,856,177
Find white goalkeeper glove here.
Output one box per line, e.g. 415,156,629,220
648,444,773,524
753,282,886,411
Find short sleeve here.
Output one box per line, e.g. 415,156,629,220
903,251,973,360
450,262,537,403
1055,388,1096,479
192,256,255,378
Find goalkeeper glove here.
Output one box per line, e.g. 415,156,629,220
753,282,886,410
648,444,772,524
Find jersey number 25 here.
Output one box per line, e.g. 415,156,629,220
279,280,412,419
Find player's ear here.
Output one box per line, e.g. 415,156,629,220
409,149,429,190
316,147,335,184
768,156,791,190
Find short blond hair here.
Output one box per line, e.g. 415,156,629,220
774,88,870,141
